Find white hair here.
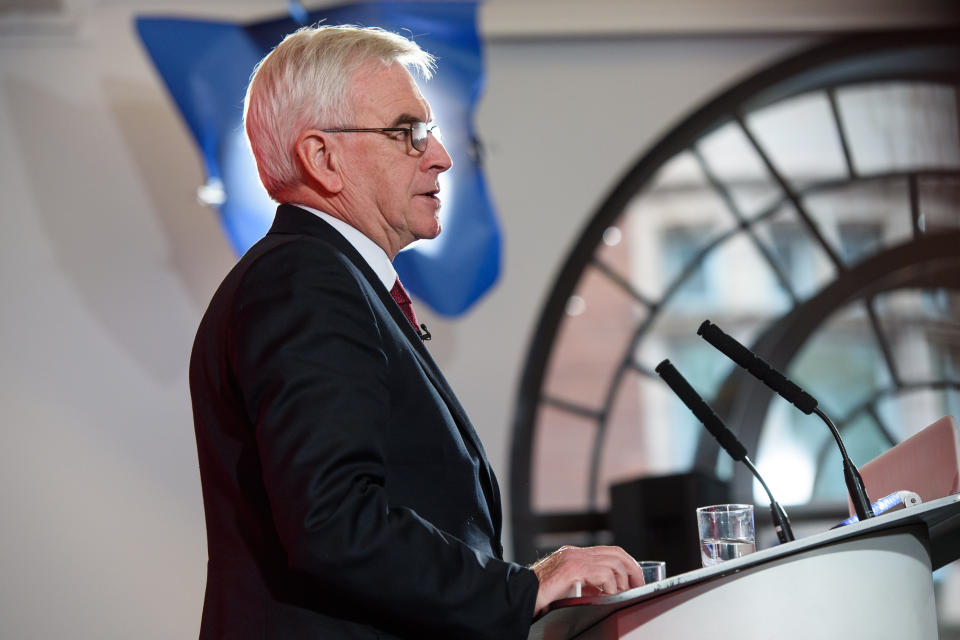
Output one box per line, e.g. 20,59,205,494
243,25,436,199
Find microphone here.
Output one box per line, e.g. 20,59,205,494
697,320,874,521
655,359,794,543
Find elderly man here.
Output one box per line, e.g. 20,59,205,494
189,25,642,639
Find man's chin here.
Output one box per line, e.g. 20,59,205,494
414,214,442,240
417,223,442,241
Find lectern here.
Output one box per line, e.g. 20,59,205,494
529,493,960,640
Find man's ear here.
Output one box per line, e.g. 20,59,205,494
295,130,343,194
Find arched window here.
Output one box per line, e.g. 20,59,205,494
510,29,960,563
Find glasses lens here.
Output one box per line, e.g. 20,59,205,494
411,122,428,152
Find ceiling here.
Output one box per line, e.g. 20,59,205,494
1,0,958,39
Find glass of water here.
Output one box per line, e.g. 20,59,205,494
696,504,756,567
638,561,666,584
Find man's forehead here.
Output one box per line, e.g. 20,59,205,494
348,60,431,122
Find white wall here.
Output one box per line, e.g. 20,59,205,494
0,2,944,637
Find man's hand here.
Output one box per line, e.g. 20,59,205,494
530,545,644,616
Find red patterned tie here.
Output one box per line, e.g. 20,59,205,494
390,278,420,333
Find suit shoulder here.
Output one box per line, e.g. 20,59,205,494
242,232,355,281
214,233,368,306
196,233,373,339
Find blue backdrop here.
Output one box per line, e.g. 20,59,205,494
137,1,500,315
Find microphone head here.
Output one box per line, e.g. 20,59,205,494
697,318,818,415
696,319,713,336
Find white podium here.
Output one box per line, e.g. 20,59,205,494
529,493,960,640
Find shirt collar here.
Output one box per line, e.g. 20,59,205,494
294,204,397,291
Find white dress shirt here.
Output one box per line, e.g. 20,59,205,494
294,204,397,291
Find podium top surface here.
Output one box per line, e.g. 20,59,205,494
529,493,960,640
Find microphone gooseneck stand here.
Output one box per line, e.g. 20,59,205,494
697,319,874,521
655,359,795,543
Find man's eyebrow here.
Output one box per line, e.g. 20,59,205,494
390,113,427,127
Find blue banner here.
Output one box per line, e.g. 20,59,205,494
137,1,500,315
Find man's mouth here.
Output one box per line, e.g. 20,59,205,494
417,188,441,205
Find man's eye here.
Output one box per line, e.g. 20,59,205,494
393,129,410,139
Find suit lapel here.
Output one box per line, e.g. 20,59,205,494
266,205,491,468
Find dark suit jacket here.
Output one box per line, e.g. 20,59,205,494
189,204,538,639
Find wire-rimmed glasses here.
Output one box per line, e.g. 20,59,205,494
321,121,441,152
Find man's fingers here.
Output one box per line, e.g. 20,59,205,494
531,544,644,615
577,546,643,592
598,570,618,595
593,564,627,593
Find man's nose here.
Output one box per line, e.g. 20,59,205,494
424,133,452,172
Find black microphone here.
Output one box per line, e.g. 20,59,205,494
655,359,794,544
697,320,874,521
697,320,816,414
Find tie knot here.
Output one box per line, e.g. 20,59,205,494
390,278,412,306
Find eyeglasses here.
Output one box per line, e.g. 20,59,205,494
321,121,442,153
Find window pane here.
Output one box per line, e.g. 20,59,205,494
696,121,783,218
919,176,960,233
874,289,960,383
635,232,791,373
532,406,595,511
877,387,960,444
802,178,913,267
812,433,846,503
812,412,889,502
746,91,849,189
596,371,668,509
788,301,892,417
837,82,960,174
755,399,830,505
627,369,704,474
660,226,710,305
542,258,647,411
751,204,839,301
622,152,739,301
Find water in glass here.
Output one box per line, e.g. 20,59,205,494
700,537,756,566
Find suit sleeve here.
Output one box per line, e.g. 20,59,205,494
229,245,538,640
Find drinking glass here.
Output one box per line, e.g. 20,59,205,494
638,560,666,584
696,504,756,567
